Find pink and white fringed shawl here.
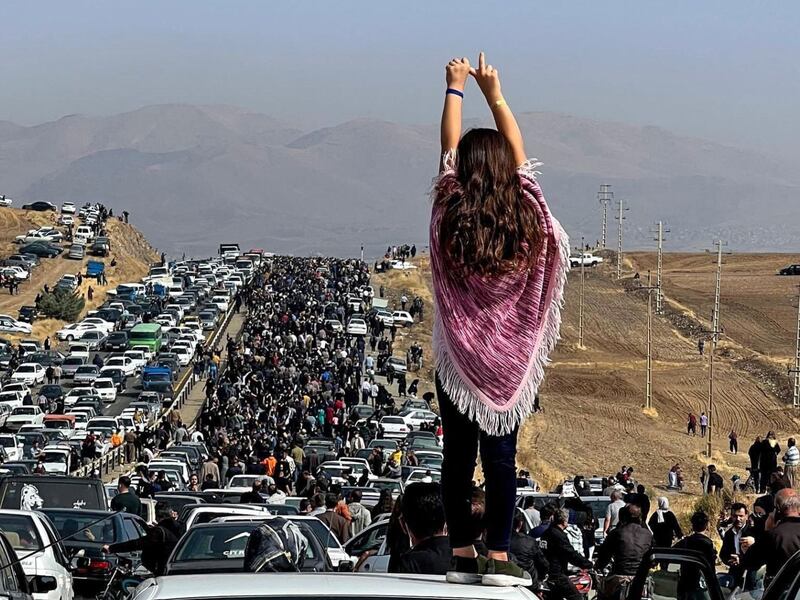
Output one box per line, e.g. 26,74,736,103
430,155,570,436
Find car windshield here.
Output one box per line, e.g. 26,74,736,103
173,525,253,561
42,452,67,464
45,512,117,544
382,417,404,424
0,514,43,551
76,367,97,374
64,358,84,365
16,366,35,373
12,408,36,415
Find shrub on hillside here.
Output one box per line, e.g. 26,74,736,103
38,289,85,322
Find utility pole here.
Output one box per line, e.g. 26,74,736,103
360,244,364,263
705,240,728,457
645,271,656,409
789,284,800,409
615,199,628,279
651,221,670,313
578,236,585,349
598,184,613,249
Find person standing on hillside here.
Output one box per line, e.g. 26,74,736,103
759,432,781,493
687,413,697,436
431,53,569,586
699,412,708,437
729,429,739,454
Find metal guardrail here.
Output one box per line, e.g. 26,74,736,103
73,304,239,479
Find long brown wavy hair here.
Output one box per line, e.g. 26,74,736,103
435,128,542,277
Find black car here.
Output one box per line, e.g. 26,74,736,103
156,358,180,380
102,331,129,352
21,201,57,211
41,508,146,593
26,350,65,367
99,368,127,392
779,264,800,276
74,397,105,416
39,384,65,404
20,242,61,258
90,241,110,257
17,305,38,324
164,521,331,575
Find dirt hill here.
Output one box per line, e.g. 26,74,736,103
0,207,159,340
377,252,800,497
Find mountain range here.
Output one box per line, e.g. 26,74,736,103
1,103,798,257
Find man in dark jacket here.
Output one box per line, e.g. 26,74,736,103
540,508,592,600
758,433,781,493
720,502,755,590
741,489,800,585
240,481,266,504
673,511,717,596
316,493,350,544
594,505,652,598
103,502,181,576
110,476,141,516
509,512,548,589
393,482,450,575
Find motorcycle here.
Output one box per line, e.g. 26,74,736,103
538,570,593,599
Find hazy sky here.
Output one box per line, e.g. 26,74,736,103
1,1,798,156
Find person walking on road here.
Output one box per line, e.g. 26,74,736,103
431,53,569,587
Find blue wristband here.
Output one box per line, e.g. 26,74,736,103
446,88,464,98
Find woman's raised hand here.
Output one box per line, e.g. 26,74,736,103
469,52,502,103
445,57,471,91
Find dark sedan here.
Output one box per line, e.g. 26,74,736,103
20,242,62,258
41,509,146,593
164,521,330,575
21,201,57,211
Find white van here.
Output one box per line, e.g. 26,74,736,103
74,225,94,241
0,510,74,600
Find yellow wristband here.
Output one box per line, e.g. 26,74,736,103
492,99,507,109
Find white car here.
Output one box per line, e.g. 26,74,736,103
399,409,438,429
64,387,100,408
1,266,30,282
11,363,45,385
0,196,11,207
391,311,414,327
40,446,72,475
384,356,408,375
5,406,45,431
0,509,74,600
0,314,33,334
92,378,118,402
61,202,76,214
171,345,193,366
74,225,94,240
379,416,410,438
0,391,25,411
130,344,155,361
0,434,22,461
68,343,91,360
58,214,74,226
325,319,344,333
56,322,102,342
154,314,177,328
210,296,230,312
80,317,115,334
66,412,89,431
391,260,417,270
347,318,368,336
103,356,137,377
123,350,147,372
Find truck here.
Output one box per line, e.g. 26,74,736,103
569,252,604,268
218,243,240,260
86,260,105,278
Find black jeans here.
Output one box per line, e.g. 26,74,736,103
437,374,518,552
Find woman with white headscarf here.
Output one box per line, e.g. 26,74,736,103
647,497,684,547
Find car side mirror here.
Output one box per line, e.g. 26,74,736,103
337,560,355,573
28,575,58,592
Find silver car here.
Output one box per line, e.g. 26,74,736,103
67,243,85,260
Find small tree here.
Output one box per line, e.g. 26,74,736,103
38,288,85,322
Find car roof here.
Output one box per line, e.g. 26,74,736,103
135,573,535,600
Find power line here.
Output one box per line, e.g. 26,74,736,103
597,184,613,250
789,284,800,409
704,240,729,458
578,236,586,349
614,199,629,279
651,221,670,313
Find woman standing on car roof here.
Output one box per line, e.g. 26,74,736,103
431,53,569,587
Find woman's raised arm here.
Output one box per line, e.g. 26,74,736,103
470,52,527,166
440,57,471,170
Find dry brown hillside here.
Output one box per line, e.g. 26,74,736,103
0,208,159,341
378,252,800,496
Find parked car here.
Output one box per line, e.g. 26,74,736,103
11,363,46,386
4,406,45,431
0,314,33,334
67,244,85,260
779,264,800,276
20,242,62,258
391,311,414,327
0,509,73,600
17,305,38,324
346,318,368,336
21,201,57,211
